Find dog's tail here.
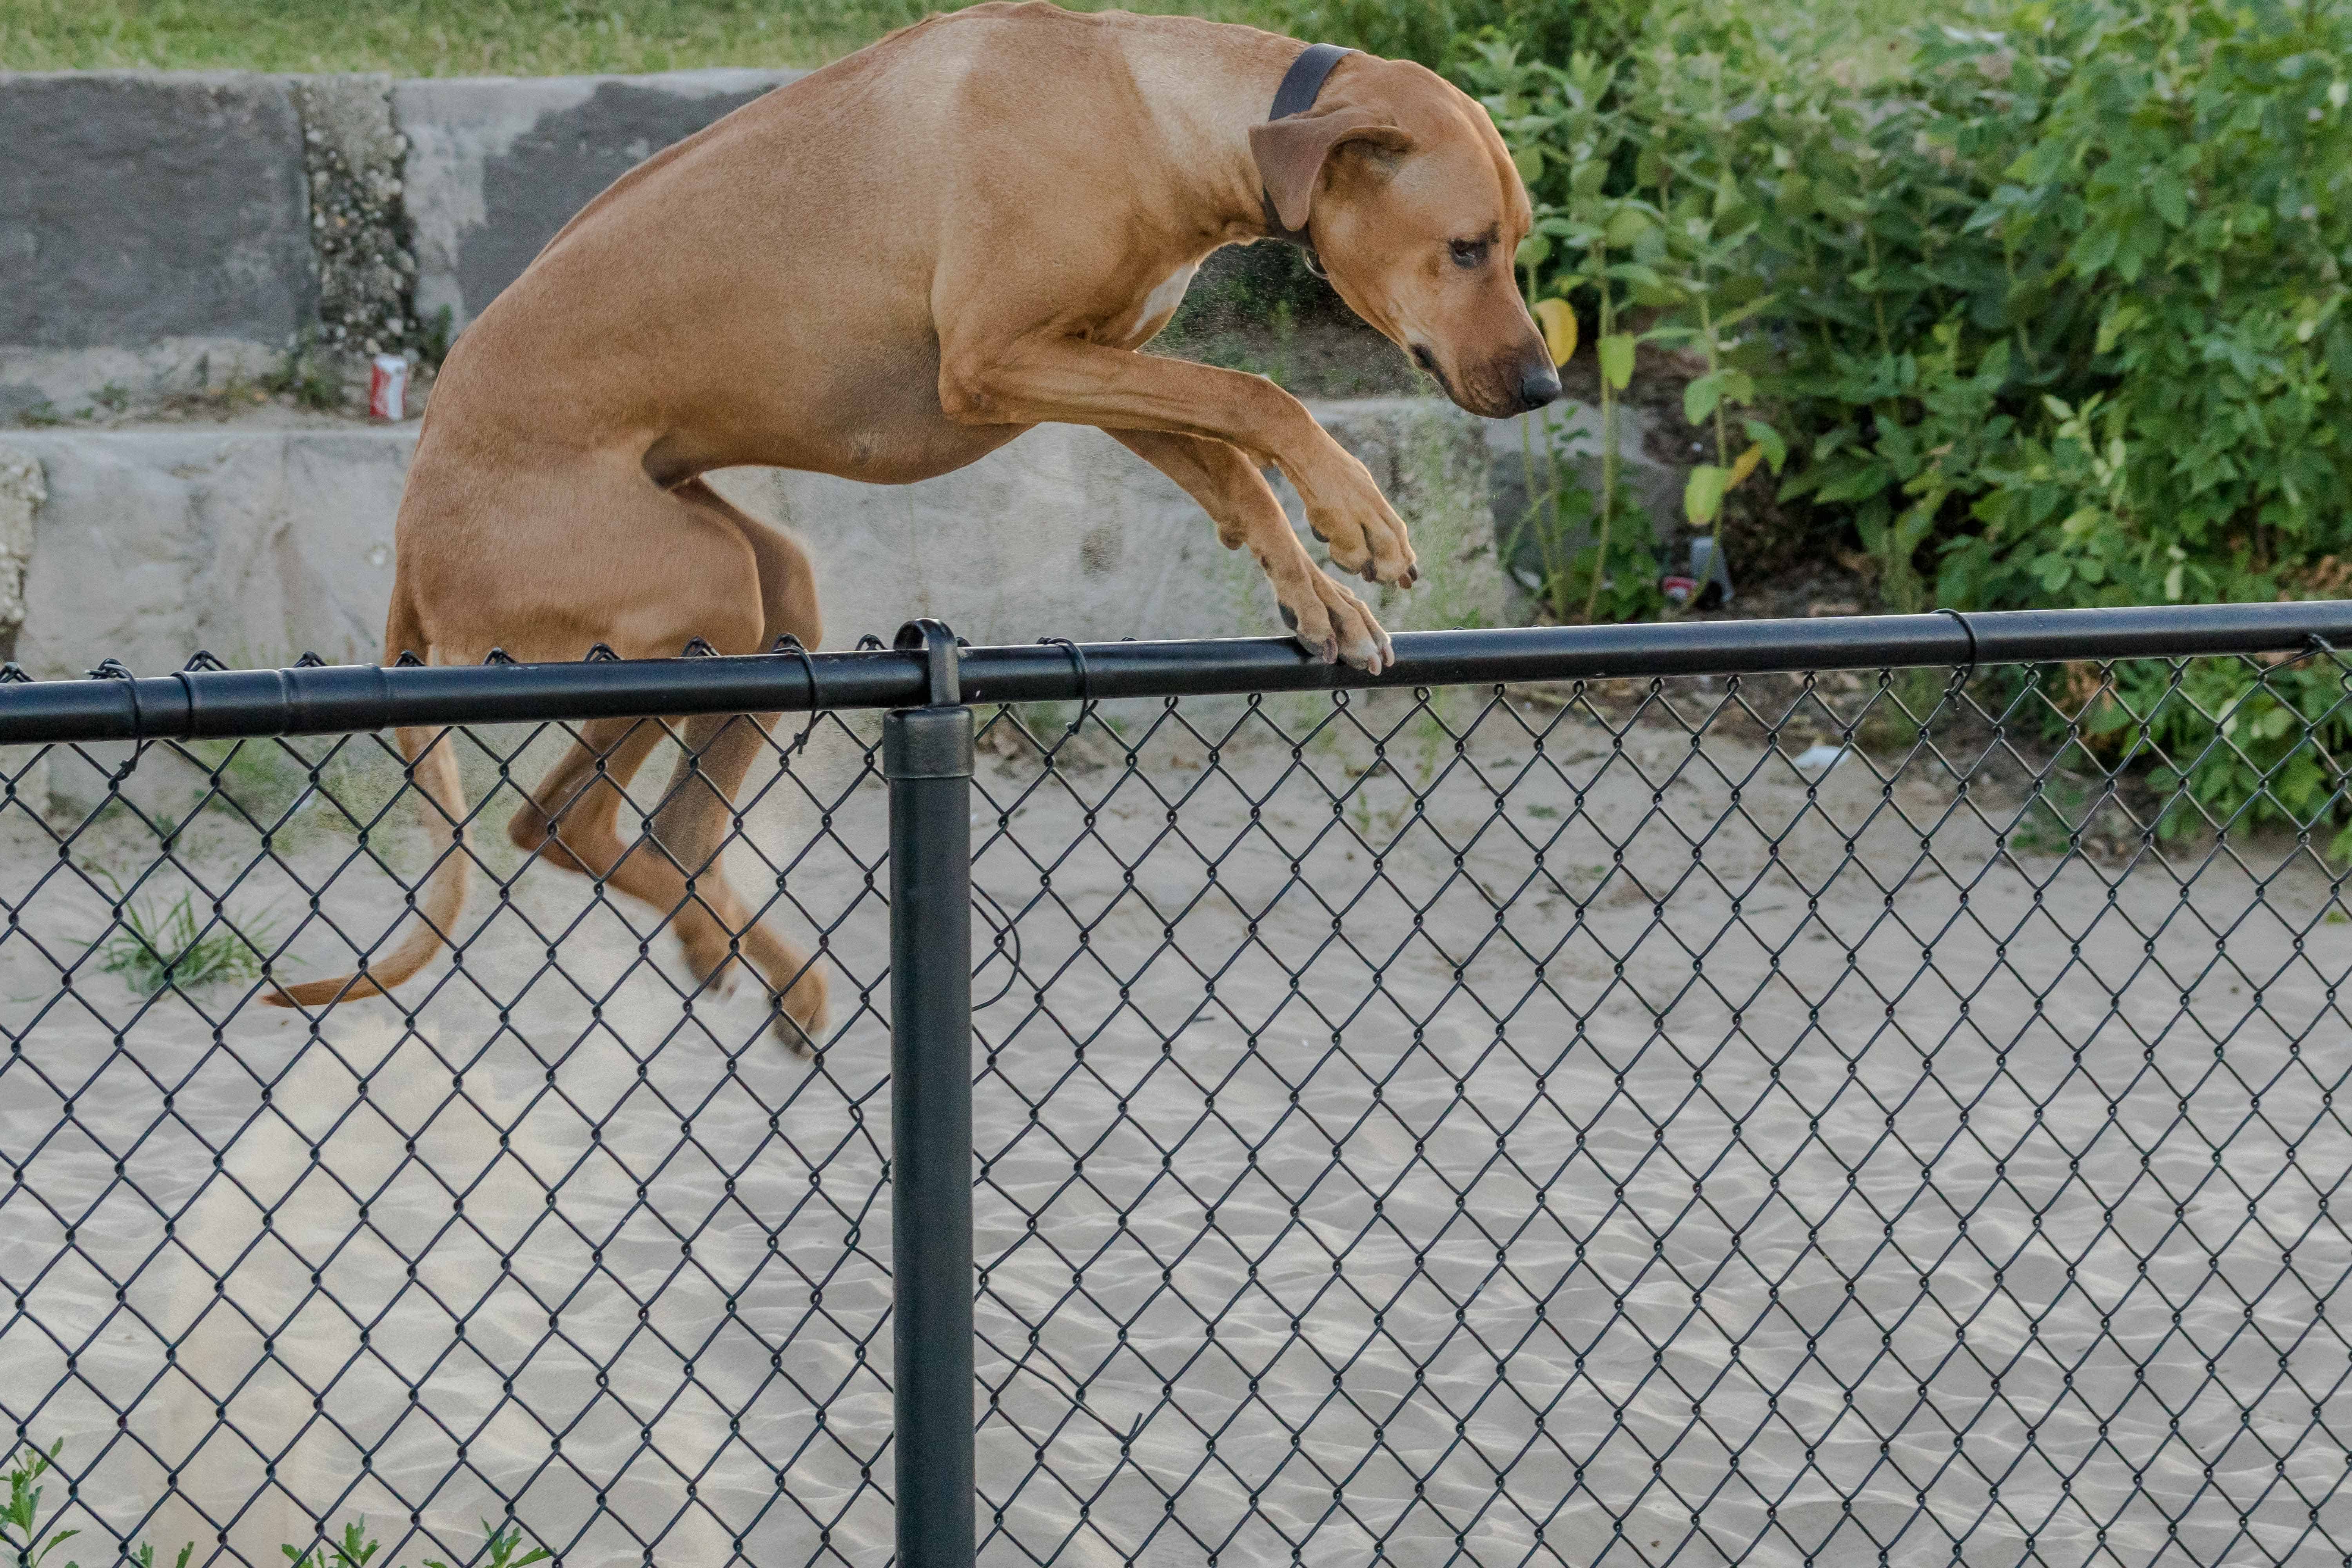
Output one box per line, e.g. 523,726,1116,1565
264,718,472,1011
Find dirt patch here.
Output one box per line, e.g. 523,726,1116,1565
5,692,2337,1568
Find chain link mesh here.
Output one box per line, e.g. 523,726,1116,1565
5,647,2350,1568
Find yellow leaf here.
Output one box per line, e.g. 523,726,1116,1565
1532,298,1578,367
1729,442,1764,490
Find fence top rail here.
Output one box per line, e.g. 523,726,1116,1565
0,600,2346,746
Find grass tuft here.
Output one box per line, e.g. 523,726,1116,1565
91,875,274,995
6,1442,547,1568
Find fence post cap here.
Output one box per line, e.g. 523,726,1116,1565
883,706,973,781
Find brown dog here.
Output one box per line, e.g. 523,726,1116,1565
266,1,1557,1044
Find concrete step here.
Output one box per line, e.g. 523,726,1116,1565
0,397,1658,680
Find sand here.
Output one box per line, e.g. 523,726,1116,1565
2,679,2348,1568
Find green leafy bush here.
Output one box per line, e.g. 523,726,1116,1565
1486,0,2352,613
2070,653,2352,851
1469,0,2351,837
1271,0,1646,71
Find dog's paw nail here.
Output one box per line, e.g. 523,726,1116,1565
1321,638,1339,664
1279,604,1299,631
1402,567,1420,589
1361,565,1379,584
1310,525,1329,544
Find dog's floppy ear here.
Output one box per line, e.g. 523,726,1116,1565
1250,106,1415,232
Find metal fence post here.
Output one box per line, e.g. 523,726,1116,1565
884,619,975,1568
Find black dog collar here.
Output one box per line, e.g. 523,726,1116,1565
1260,42,1355,266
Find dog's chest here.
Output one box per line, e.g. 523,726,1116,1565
1129,263,1197,340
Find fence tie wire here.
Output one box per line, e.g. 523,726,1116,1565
1935,606,1978,687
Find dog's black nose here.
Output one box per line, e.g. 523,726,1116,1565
1519,363,1562,411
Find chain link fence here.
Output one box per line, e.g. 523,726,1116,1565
4,608,2351,1568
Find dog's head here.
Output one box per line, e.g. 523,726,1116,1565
1250,54,1559,419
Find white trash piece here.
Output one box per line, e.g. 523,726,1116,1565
1792,742,1848,779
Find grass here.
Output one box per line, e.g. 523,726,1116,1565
0,0,1932,76
0,0,1290,74
69,736,390,997
5,1443,546,1568
168,734,411,849
91,875,274,995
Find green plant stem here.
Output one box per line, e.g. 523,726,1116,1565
1515,414,1545,598
1862,178,1894,360
1700,289,1734,558
1586,256,1619,624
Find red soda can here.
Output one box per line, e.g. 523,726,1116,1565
368,354,409,420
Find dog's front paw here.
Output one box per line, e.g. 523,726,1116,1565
1277,570,1394,673
1303,451,1419,589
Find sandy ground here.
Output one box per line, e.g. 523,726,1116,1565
3,682,2349,1568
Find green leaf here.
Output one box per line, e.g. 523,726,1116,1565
1814,463,1894,504
1512,145,1543,184
2151,171,2189,229
1684,465,1731,526
1683,374,1723,426
2094,302,2145,355
1742,418,1787,474
1710,295,1776,336
1598,334,1636,390
2071,223,2120,277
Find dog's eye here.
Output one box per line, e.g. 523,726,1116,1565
1449,239,1490,269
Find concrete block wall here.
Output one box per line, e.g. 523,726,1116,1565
393,70,797,338
0,67,803,417
0,73,318,419
0,399,1530,679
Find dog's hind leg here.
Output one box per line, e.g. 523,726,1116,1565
505,715,671,877
639,711,829,1047
627,481,829,1047
441,468,829,1047
681,478,823,655
506,706,829,1049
